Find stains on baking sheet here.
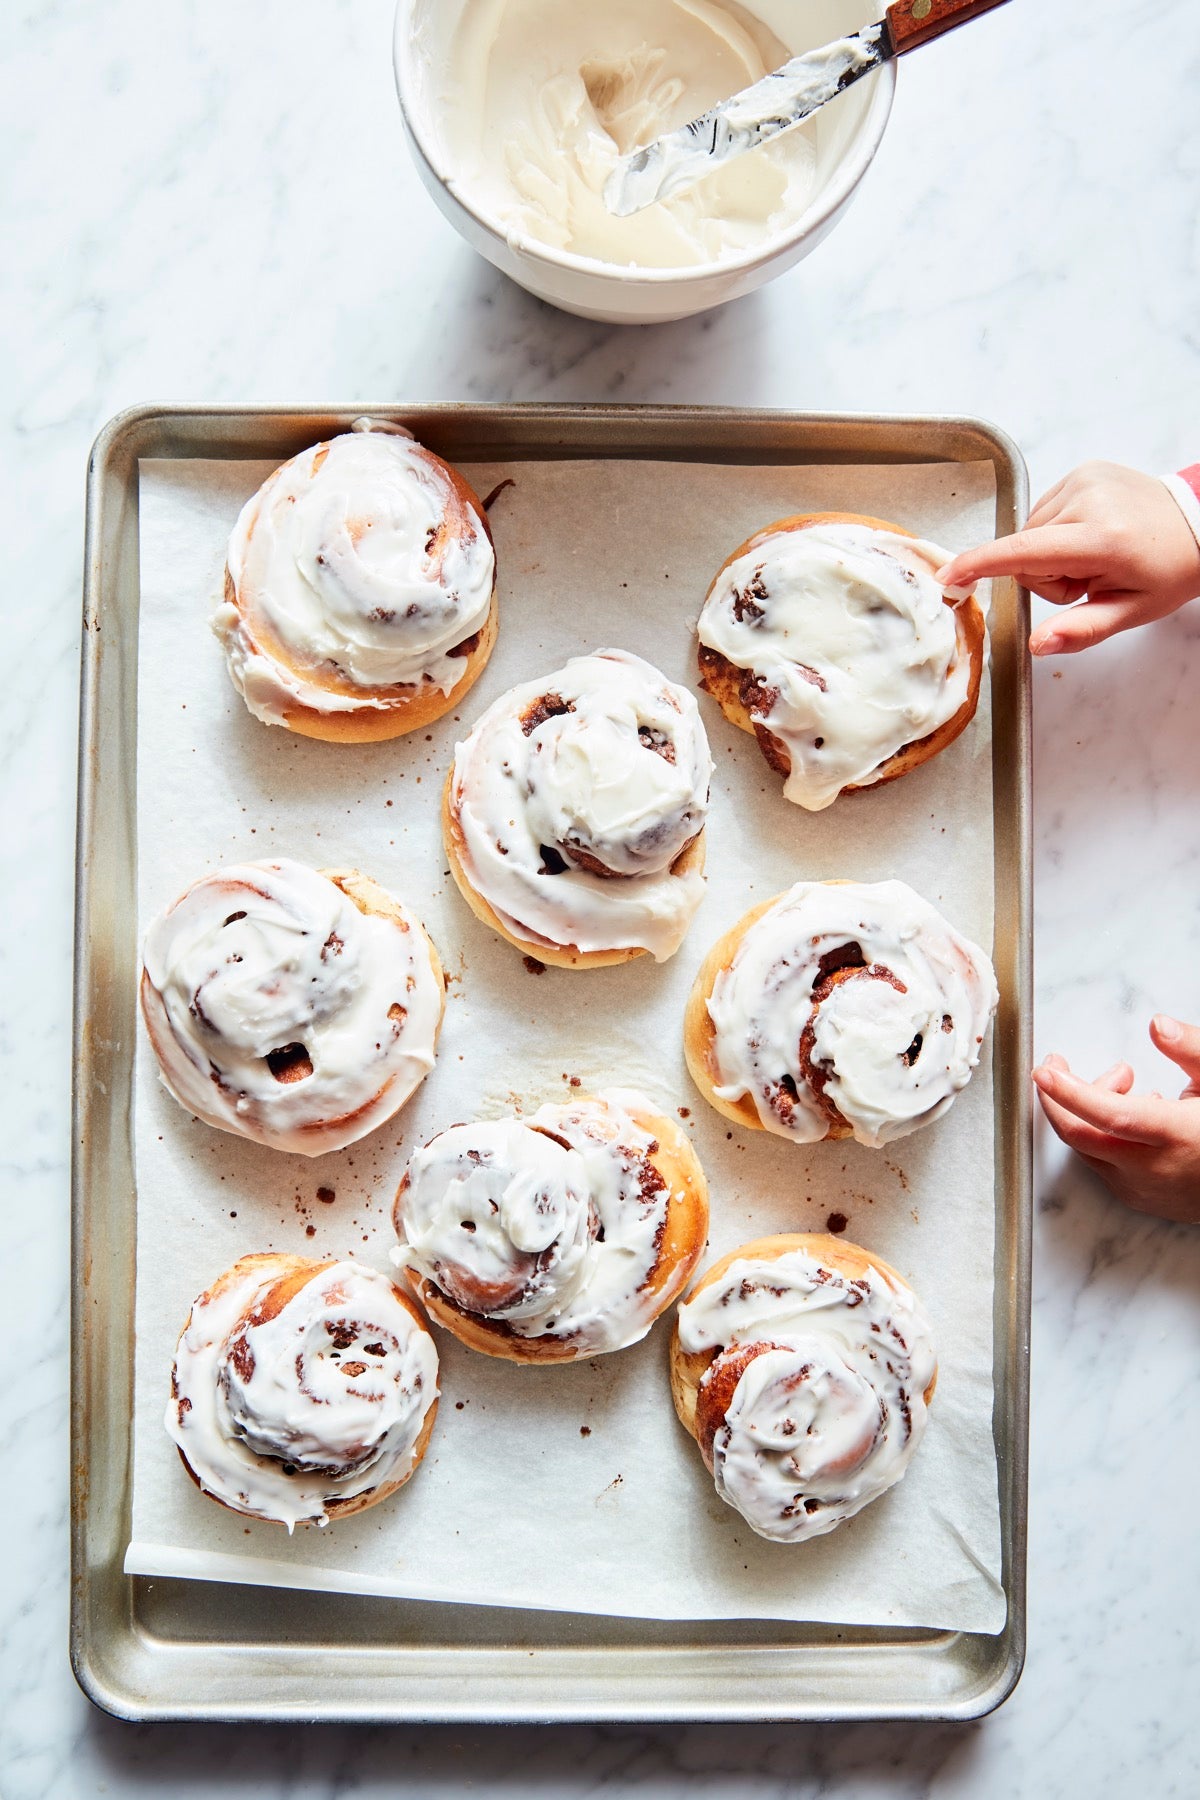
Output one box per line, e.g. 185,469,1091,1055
595,1473,624,1504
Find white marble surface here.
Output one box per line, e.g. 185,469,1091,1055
3,0,1199,1793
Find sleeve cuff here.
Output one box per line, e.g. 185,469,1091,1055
1161,469,1200,550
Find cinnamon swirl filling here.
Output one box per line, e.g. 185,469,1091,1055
698,520,983,810
167,1256,439,1529
140,859,444,1155
447,648,711,960
214,422,495,726
677,1246,936,1544
704,879,998,1147
394,1091,695,1356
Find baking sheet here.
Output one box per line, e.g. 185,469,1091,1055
125,453,1004,1631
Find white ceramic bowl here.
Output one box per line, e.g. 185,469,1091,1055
394,0,895,326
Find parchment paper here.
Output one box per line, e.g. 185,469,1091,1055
125,453,1005,1631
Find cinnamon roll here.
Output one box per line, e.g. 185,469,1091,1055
696,513,986,810
167,1254,439,1528
392,1090,709,1361
685,879,998,1148
141,859,445,1155
213,421,497,740
444,649,712,967
671,1233,937,1544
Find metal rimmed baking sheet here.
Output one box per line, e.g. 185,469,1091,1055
73,404,1030,1722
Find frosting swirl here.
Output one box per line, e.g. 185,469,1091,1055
676,1243,936,1544
702,879,998,1148
214,424,495,724
167,1256,439,1529
698,520,981,810
141,859,444,1155
447,649,711,961
394,1091,699,1356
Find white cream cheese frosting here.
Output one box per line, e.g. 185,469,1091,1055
698,522,982,810
607,27,883,216
448,648,711,961
677,1246,936,1543
706,879,998,1147
440,0,821,269
214,424,495,725
167,1257,439,1529
395,1091,682,1355
141,860,444,1155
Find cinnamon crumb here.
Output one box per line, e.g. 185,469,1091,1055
523,955,546,975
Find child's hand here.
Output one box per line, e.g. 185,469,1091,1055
935,462,1200,656
1033,1017,1200,1222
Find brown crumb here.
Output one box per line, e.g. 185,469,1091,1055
305,1224,316,1238
580,1425,591,1437
522,955,545,975
481,477,515,512
825,1211,848,1235
455,1401,465,1411
316,1186,336,1205
678,1106,691,1119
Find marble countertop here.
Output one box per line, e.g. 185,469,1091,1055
4,0,1198,1794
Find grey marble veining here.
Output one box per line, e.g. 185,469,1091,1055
3,0,1199,1794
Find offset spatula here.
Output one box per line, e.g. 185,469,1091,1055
604,0,1011,217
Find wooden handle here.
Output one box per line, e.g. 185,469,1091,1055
885,0,1010,55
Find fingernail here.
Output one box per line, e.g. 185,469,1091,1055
1154,1015,1181,1042
1032,633,1062,656
934,564,953,584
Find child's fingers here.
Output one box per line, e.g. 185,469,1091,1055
1025,477,1072,527
1032,577,1091,608
1035,1059,1137,1158
1030,595,1139,656
1150,1015,1200,1084
934,524,1102,592
1032,1062,1178,1143
1036,1083,1126,1161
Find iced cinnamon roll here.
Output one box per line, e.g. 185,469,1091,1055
685,879,998,1148
696,513,986,810
141,859,444,1155
167,1254,439,1528
214,421,497,740
444,649,712,967
671,1233,937,1544
393,1090,709,1362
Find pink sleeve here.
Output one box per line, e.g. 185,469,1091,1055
1161,466,1200,548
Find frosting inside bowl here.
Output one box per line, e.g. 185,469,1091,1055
438,0,823,269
